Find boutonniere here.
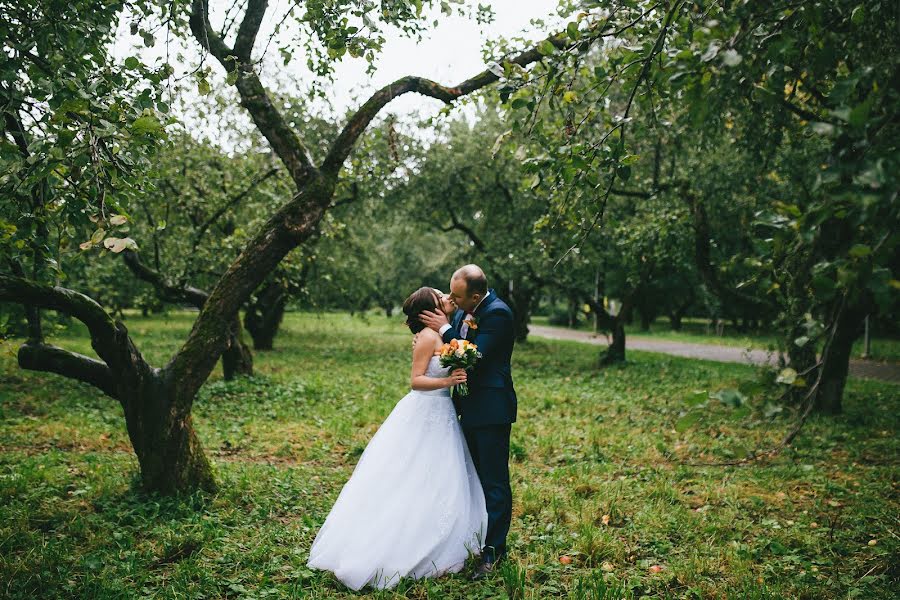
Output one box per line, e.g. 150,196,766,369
463,316,479,330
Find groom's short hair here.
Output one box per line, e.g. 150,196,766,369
454,265,487,296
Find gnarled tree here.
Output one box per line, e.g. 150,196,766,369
2,0,603,493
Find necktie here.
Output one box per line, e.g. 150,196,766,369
460,313,473,339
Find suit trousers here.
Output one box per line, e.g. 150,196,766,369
462,423,512,559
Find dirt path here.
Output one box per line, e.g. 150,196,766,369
529,325,900,384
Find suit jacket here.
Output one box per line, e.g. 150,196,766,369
442,289,517,428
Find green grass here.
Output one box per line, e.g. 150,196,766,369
530,315,900,362
1,311,898,599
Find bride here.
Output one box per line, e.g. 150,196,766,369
307,287,487,590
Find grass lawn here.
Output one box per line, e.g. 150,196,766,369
530,315,900,363
1,311,897,599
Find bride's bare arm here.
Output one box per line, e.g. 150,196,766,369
410,330,466,391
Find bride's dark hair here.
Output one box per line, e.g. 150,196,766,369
402,287,440,334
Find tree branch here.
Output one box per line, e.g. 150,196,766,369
610,181,675,198
190,166,279,251
189,0,318,186
442,208,486,252
165,174,336,412
683,188,775,313
122,251,209,308
330,181,359,209
321,32,572,176
0,274,152,396
777,96,833,124
233,0,267,60
0,274,117,337
610,188,653,198
493,175,516,206
3,111,30,158
18,343,117,397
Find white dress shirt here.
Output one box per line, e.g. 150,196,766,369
440,290,490,338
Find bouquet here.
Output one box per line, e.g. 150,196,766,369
438,339,481,397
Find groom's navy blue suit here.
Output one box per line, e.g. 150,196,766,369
442,289,516,560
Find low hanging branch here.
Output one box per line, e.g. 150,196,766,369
190,166,280,253
18,343,117,398
676,293,847,468
0,274,147,399
1,1,624,494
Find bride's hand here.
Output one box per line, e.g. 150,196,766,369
447,369,467,386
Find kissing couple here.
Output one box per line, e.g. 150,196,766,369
307,264,517,590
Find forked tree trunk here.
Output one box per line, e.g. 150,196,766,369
222,316,254,378
244,279,287,351
1,290,219,495
0,3,580,496
123,377,217,493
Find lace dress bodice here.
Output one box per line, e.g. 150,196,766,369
415,356,451,397
425,355,450,377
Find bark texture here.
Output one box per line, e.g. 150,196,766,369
1,3,605,495
0,275,217,494
123,251,253,379
244,278,287,351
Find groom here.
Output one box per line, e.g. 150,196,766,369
420,264,517,579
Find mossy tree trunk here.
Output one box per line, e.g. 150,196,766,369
122,250,252,380
122,374,217,494
1,3,581,495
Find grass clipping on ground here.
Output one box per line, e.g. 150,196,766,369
0,312,897,599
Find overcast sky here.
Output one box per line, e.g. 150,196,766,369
113,1,564,142
297,0,564,116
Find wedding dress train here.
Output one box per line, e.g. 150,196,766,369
307,356,487,590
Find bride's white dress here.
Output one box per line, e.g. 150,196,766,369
307,356,487,590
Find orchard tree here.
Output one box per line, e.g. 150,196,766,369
1,0,609,493
397,109,553,341
1,0,169,396
502,0,898,412
118,132,286,373
665,0,898,414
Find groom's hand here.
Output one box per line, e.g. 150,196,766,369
419,309,449,332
